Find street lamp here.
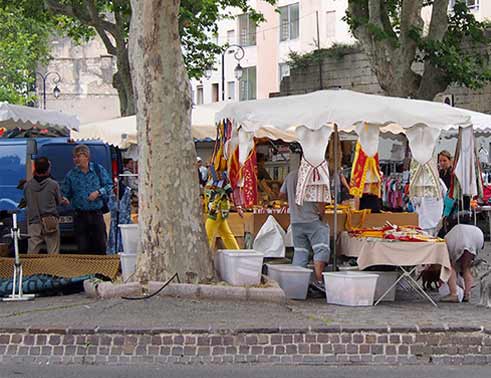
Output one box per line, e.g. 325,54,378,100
221,44,244,101
35,71,62,109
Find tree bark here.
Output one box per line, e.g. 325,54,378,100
348,0,452,100
129,0,214,283
45,0,136,116
113,47,135,116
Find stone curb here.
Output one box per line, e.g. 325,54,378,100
0,325,490,335
84,276,286,304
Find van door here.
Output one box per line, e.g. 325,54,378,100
0,140,28,211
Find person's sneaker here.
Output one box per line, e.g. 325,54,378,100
462,294,470,303
311,280,326,293
440,294,459,303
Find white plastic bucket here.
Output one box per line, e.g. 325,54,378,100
119,253,137,282
119,224,139,254
323,271,379,306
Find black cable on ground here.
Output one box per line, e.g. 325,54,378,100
121,273,180,300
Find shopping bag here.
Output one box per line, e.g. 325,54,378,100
253,215,286,258
284,225,293,248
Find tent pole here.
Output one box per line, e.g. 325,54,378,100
333,124,339,271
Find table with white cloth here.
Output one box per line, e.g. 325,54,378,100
339,232,451,306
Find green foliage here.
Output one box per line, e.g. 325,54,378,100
0,6,51,105
415,1,491,89
4,0,275,80
287,43,361,71
346,0,491,91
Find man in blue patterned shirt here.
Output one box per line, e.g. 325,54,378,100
62,144,113,254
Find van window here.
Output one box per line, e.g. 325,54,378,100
0,141,27,209
38,143,112,184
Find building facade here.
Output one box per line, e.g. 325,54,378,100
39,1,490,123
191,0,355,106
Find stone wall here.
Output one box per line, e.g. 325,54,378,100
1,326,491,366
279,47,491,114
38,36,120,124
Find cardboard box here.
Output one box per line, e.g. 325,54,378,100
0,243,10,257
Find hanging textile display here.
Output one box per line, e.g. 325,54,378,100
450,126,483,199
350,123,381,199
231,144,258,208
404,124,443,232
294,126,332,205
349,142,382,198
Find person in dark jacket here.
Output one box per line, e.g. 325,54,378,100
24,157,66,254
438,150,453,189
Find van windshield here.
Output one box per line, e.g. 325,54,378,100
0,142,26,210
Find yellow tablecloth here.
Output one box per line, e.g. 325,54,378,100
339,232,451,282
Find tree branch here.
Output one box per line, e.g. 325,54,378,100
416,0,451,99
426,0,449,41
45,0,118,54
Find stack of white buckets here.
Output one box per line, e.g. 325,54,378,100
118,224,139,281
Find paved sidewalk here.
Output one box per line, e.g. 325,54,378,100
0,244,490,366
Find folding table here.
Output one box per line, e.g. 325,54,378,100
338,232,451,307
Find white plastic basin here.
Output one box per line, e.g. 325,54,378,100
323,271,379,306
267,264,313,300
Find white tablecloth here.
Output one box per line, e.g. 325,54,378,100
339,232,451,282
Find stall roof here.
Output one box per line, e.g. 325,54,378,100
72,103,225,147
215,89,474,133
0,102,79,133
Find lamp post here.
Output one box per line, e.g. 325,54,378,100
35,71,62,109
221,44,244,101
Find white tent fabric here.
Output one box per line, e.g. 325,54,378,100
0,102,79,132
73,103,224,147
73,102,296,147
216,90,471,133
405,125,441,165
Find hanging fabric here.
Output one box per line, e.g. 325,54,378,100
450,126,483,199
409,158,442,199
294,126,332,205
349,141,381,198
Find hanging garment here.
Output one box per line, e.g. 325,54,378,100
295,126,332,166
294,125,332,205
451,126,483,199
349,142,381,198
409,158,442,200
295,157,331,205
239,145,258,207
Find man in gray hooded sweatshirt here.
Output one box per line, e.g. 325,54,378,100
24,157,65,253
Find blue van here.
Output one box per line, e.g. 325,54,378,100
0,137,122,251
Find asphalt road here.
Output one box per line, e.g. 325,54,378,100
1,364,491,378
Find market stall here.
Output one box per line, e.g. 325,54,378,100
213,90,473,243
208,89,491,306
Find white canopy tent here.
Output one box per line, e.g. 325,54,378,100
214,89,491,267
72,102,297,148
0,102,79,134
72,103,230,148
216,90,473,134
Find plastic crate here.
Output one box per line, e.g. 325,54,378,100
221,250,264,286
267,264,313,300
323,271,379,306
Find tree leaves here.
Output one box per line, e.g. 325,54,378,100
0,6,51,104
